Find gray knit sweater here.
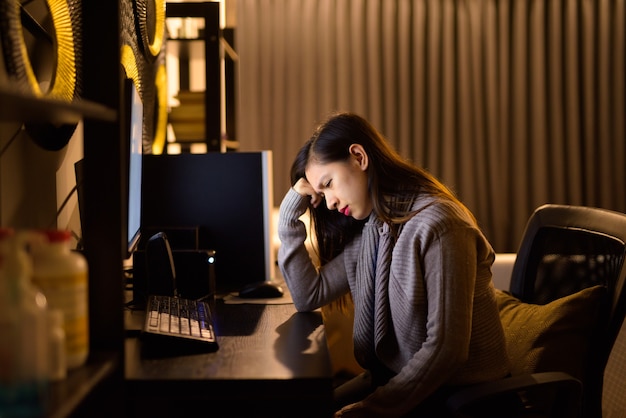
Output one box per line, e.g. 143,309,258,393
277,189,509,417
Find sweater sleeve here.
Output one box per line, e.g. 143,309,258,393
277,188,350,312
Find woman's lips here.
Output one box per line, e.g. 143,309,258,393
340,206,350,216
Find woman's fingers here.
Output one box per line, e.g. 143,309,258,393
294,177,322,208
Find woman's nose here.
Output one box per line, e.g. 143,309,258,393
325,195,337,210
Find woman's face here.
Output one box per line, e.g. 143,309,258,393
305,144,372,220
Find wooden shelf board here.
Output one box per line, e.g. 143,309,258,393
0,87,116,124
47,351,120,418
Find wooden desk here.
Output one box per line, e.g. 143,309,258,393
125,300,333,417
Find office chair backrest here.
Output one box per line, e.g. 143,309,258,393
508,204,626,417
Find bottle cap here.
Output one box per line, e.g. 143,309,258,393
43,230,72,243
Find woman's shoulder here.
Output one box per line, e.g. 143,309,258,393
405,195,477,232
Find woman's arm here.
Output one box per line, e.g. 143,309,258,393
277,188,349,311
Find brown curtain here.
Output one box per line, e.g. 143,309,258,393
236,0,625,252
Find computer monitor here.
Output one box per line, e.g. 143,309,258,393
74,79,143,259
141,151,274,293
123,78,143,257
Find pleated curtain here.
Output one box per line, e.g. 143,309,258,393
235,0,625,252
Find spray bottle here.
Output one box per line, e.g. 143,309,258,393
0,229,49,417
31,229,89,369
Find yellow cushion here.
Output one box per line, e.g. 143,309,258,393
495,285,606,380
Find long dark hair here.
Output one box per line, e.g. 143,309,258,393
291,112,475,265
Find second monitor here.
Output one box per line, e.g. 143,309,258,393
141,151,274,293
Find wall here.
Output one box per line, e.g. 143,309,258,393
0,118,82,239
0,0,83,244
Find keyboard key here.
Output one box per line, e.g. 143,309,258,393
142,295,218,353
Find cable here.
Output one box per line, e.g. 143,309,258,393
48,183,84,251
48,184,78,229
0,125,25,158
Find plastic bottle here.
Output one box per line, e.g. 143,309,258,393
31,229,89,370
47,309,67,381
0,229,49,417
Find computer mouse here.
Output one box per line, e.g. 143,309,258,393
238,281,284,299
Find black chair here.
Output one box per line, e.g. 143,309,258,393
447,204,626,418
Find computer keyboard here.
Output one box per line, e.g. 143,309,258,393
142,294,218,353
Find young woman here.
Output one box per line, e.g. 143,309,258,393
277,112,509,418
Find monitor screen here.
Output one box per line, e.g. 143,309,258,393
126,79,143,256
141,151,274,292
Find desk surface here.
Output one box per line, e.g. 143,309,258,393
125,300,333,417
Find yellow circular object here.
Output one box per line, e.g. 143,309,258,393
0,0,77,100
152,63,168,154
0,0,80,150
134,0,166,59
121,44,141,88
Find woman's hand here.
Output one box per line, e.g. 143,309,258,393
293,177,323,208
334,401,387,418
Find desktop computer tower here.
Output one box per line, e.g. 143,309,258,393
140,151,275,294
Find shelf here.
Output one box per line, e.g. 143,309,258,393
166,1,222,152
167,37,204,41
47,351,120,418
0,87,117,124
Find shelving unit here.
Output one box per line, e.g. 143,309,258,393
165,1,222,152
1,2,235,416
0,1,164,415
0,87,120,418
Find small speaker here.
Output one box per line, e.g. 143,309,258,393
132,232,216,308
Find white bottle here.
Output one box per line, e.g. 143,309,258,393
32,229,89,370
0,229,49,417
47,309,67,381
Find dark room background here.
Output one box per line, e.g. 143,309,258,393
234,0,625,253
